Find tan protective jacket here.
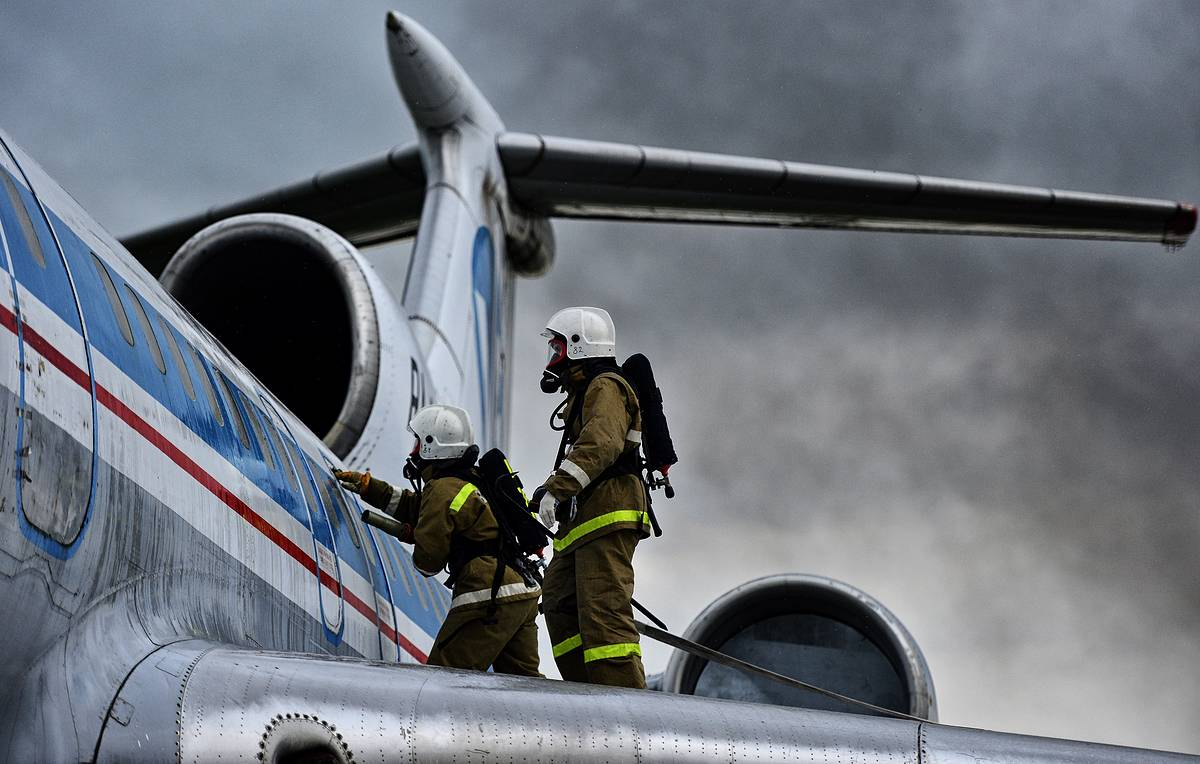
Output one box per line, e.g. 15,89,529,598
544,372,650,555
366,473,540,614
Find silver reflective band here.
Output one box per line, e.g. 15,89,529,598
559,458,590,490
385,487,404,513
415,565,440,577
626,429,642,444
450,582,539,610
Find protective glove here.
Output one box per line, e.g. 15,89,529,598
334,469,371,494
530,485,558,529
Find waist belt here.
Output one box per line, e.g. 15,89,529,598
573,449,662,538
576,448,642,505
445,538,502,588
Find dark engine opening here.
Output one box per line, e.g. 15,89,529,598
663,575,937,720
168,231,352,440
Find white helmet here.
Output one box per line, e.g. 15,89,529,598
408,404,474,461
541,306,616,366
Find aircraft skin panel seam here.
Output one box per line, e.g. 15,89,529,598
408,313,465,375
0,287,436,662
90,638,190,763
4,281,97,553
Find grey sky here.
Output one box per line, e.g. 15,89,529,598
2,0,1197,753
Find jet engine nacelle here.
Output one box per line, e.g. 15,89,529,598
160,214,418,467
660,574,937,721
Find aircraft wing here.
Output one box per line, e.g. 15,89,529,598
95,640,1194,762
121,132,1195,273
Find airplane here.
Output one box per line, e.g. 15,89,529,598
0,9,1195,762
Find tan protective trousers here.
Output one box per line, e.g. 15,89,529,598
542,529,645,688
427,596,543,677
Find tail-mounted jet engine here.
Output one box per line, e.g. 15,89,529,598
659,574,937,721
159,213,410,459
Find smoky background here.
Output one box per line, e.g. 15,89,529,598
1,0,1197,752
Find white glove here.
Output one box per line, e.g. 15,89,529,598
531,486,558,528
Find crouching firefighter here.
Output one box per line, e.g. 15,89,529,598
335,404,545,677
533,306,677,689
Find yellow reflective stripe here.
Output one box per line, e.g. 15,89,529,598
583,642,642,663
504,458,529,502
449,483,477,512
552,510,649,551
552,633,583,657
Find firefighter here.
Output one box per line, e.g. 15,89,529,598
335,404,542,677
532,307,651,689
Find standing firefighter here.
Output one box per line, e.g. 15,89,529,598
335,404,543,676
533,307,673,689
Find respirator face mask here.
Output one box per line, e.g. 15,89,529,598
541,335,569,393
403,440,424,485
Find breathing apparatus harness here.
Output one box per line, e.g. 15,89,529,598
424,447,548,620
547,355,677,536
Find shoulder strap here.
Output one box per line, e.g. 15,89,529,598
595,369,638,406
553,363,630,470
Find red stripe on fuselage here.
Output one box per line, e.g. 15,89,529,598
0,301,428,663
0,302,15,334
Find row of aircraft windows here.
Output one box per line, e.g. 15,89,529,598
0,170,433,616
89,255,308,510
87,250,385,573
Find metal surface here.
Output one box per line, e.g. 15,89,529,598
119,144,425,277
159,213,391,459
362,507,407,538
1,11,1197,762
921,722,1198,764
637,619,928,722
500,133,1196,247
102,643,923,763
120,128,1195,265
386,11,524,452
95,642,1196,763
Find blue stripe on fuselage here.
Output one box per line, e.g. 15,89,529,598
471,227,494,447
5,172,447,648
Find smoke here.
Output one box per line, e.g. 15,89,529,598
2,0,1197,752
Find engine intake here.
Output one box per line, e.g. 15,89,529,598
160,214,381,457
660,574,937,720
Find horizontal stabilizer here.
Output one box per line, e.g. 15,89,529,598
499,133,1196,248
122,133,1195,272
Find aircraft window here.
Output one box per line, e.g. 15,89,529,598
239,393,275,470
284,438,322,520
339,489,374,565
321,478,363,550
157,316,196,401
91,252,134,346
382,537,412,596
187,344,224,427
263,424,299,496
216,372,251,450
124,286,166,374
313,469,343,537
1,171,45,268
